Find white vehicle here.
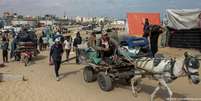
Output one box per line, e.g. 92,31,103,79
3,26,13,30
13,27,21,33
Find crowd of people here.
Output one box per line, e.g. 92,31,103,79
47,28,122,81
0,21,164,81
49,31,85,81
0,27,83,80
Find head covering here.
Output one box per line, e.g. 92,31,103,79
56,32,60,35
55,38,60,42
102,32,108,36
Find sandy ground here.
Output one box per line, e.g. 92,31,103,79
0,47,201,101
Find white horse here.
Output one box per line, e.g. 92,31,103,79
130,52,200,101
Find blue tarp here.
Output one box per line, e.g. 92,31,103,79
122,36,149,48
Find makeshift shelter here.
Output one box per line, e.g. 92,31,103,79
166,9,201,49
166,9,201,29
127,12,160,37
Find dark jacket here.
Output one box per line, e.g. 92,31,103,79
10,39,17,58
143,24,150,37
73,36,82,47
39,36,43,44
150,25,163,56
144,24,150,33
50,43,64,61
1,41,9,51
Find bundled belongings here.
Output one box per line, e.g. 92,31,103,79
17,42,35,49
14,31,38,52
121,36,149,48
80,37,152,91
17,32,36,43
81,46,136,91
81,48,102,65
14,41,38,66
11,29,39,66
120,36,151,57
15,29,37,47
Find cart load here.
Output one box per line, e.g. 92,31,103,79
121,36,149,48
15,41,37,54
81,47,136,91
81,48,102,65
81,47,130,65
12,30,39,65
120,36,151,57
17,42,35,49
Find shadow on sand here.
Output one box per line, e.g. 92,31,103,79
59,68,84,80
117,83,187,101
26,55,48,66
61,56,76,64
32,55,47,61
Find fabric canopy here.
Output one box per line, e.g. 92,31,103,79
166,9,201,29
127,12,160,37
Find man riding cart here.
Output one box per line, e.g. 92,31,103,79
80,32,138,91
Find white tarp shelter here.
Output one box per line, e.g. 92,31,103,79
166,9,201,29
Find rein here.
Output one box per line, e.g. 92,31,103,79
182,63,199,78
180,57,200,80
170,59,177,80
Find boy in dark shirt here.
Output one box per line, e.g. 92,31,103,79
50,38,64,81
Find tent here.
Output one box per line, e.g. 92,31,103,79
166,9,201,30
127,12,160,37
166,9,201,49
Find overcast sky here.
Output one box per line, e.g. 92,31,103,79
0,0,201,18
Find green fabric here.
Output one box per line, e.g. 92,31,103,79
87,51,102,64
85,47,139,65
118,48,138,60
48,38,54,47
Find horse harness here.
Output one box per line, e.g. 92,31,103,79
134,57,179,80
182,57,200,78
134,57,164,76
169,58,177,80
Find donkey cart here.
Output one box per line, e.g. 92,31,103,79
81,46,140,92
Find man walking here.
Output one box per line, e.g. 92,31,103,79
73,32,82,64
50,38,64,81
39,35,43,51
1,37,9,63
150,25,164,57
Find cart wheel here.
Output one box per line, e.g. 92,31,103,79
97,72,113,91
83,66,96,82
120,79,131,85
24,56,29,66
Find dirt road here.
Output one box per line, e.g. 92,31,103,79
0,48,201,101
